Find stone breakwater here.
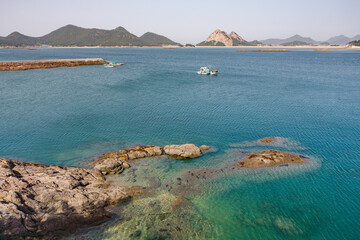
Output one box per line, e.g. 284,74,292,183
92,144,210,175
0,158,142,237
0,58,108,71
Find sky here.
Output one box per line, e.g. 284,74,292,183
0,0,359,44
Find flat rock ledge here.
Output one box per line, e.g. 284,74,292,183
0,158,141,238
93,144,208,175
0,58,108,71
236,150,306,168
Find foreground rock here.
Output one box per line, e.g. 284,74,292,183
236,150,306,168
0,158,141,237
0,58,108,71
93,144,205,175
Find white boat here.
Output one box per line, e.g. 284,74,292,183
104,64,114,68
198,67,210,75
198,67,219,75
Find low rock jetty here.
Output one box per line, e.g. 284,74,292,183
92,144,210,175
0,58,108,71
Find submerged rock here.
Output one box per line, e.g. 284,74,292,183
164,144,201,159
273,217,303,235
0,158,141,237
170,195,189,209
259,137,280,143
236,150,306,168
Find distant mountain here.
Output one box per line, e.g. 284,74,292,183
139,32,179,46
197,29,259,46
326,35,351,45
262,34,317,45
281,41,311,46
262,34,360,46
40,25,147,46
325,35,360,45
1,32,40,46
0,25,179,47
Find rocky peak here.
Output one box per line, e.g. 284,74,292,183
205,29,233,46
229,31,245,42
203,29,246,46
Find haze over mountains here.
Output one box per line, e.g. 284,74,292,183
261,34,360,46
0,25,359,47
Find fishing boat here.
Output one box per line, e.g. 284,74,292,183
198,67,219,75
198,67,210,75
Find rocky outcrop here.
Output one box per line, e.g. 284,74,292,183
0,58,108,71
236,150,306,168
164,144,201,159
0,158,141,237
199,145,211,152
259,137,280,143
197,29,247,46
93,144,205,175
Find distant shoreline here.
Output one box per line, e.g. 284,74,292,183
1,45,359,50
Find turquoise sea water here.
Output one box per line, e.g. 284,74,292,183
0,48,360,239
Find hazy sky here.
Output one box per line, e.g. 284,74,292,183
1,0,359,43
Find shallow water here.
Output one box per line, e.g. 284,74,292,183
1,48,360,239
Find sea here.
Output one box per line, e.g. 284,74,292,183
0,47,359,239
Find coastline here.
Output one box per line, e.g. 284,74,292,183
1,45,359,50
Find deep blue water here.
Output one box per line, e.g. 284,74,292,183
0,48,360,239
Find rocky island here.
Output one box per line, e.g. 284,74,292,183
0,58,108,71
